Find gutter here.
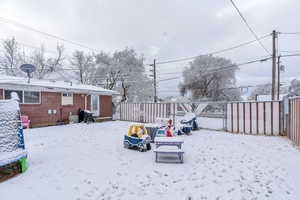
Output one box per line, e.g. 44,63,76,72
0,83,119,96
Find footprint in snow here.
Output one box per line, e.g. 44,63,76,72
228,188,235,193
55,186,62,191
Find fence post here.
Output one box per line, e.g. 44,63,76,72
288,99,291,139
120,103,122,121
173,103,176,123
223,103,227,131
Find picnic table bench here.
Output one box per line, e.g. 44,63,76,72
154,146,184,163
154,136,184,149
154,137,185,163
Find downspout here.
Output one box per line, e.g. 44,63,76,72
84,95,87,110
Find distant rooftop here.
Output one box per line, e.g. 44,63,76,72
257,94,287,101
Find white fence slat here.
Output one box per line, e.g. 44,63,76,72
265,102,272,135
273,102,280,136
227,103,232,132
232,103,238,133
245,103,251,134
238,103,244,133
251,102,257,134
258,103,264,135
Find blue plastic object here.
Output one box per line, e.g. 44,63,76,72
182,126,192,134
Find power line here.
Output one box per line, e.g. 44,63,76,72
280,53,300,58
0,38,59,55
153,34,270,65
279,32,300,35
157,56,272,82
157,71,183,75
156,55,271,73
158,76,181,82
280,50,300,53
157,82,278,94
230,0,271,56
0,16,102,52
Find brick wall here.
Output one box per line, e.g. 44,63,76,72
20,92,88,127
100,95,112,117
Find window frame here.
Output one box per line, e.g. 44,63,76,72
23,91,41,104
3,89,41,104
61,92,74,106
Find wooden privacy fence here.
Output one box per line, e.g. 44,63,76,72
120,102,210,123
288,97,300,145
120,103,173,123
226,101,283,136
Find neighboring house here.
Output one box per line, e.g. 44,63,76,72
256,94,286,101
0,75,118,127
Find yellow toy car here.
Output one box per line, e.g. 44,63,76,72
123,125,151,152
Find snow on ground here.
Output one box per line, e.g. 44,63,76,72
1,121,300,200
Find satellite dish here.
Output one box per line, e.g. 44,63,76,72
20,64,36,83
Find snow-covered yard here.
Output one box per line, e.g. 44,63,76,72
1,121,300,200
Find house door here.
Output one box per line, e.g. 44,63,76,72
91,95,100,116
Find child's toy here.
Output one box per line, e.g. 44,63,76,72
144,123,161,142
0,98,28,182
166,128,173,137
156,127,176,137
123,125,151,152
156,128,166,137
181,113,199,131
21,115,30,129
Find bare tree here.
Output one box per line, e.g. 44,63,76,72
47,45,65,72
94,52,120,89
179,55,239,101
289,79,300,96
93,48,153,102
69,48,152,102
70,50,95,84
28,44,65,79
31,45,47,79
0,37,22,76
111,48,151,102
30,44,64,79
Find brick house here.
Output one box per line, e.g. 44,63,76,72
0,75,118,127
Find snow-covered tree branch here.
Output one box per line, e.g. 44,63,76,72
179,55,239,101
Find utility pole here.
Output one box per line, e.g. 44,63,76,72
272,30,277,100
152,59,157,103
277,55,281,100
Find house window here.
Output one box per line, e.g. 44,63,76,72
62,93,73,105
4,90,40,104
24,91,40,104
4,90,23,102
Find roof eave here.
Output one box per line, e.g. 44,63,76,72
0,83,118,96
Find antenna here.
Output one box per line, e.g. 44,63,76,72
20,64,36,83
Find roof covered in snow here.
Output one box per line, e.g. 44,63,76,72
0,75,119,95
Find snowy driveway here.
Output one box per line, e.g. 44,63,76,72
1,121,300,200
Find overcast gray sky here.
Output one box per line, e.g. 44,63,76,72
0,0,300,97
